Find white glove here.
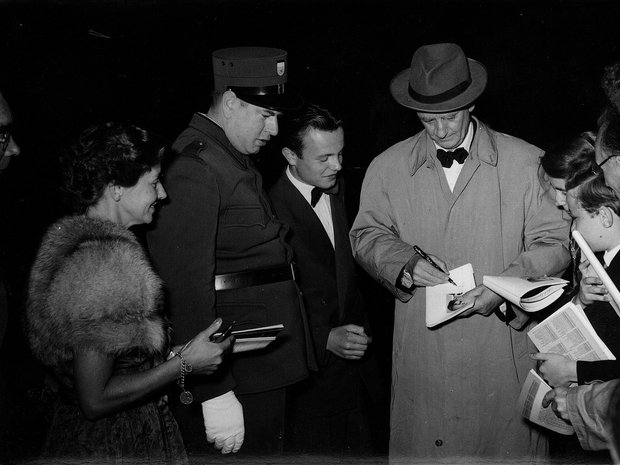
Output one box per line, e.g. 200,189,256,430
201,390,244,454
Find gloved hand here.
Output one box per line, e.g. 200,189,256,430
202,390,244,454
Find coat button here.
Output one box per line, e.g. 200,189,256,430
435,439,443,447
320,299,327,306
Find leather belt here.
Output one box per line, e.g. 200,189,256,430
214,264,295,291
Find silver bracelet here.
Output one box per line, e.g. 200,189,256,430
171,347,193,405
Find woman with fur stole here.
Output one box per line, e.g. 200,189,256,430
26,122,233,464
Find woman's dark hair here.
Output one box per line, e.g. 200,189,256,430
569,171,620,217
281,103,343,157
540,132,596,186
61,122,165,214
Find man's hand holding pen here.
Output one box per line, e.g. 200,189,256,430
403,246,503,318
403,249,452,288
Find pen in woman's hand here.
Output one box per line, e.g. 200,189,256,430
413,245,457,286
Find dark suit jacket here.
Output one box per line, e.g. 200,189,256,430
578,251,620,383
269,172,378,415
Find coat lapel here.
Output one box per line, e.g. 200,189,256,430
281,175,335,257
330,187,350,320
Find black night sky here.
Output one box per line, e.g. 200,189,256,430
1,0,620,461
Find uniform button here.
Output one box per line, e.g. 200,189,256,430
320,299,327,306
435,439,443,447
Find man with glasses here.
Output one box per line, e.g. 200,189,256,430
0,91,20,174
0,89,19,352
0,89,20,460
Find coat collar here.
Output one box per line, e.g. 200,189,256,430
408,116,498,176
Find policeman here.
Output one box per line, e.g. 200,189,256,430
147,47,314,456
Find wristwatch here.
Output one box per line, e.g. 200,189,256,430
397,267,415,292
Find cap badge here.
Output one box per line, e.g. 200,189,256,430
277,61,285,76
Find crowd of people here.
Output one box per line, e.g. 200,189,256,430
2,42,620,465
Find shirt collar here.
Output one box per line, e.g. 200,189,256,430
286,166,314,205
604,244,620,267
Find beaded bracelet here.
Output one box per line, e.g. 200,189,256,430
170,345,193,405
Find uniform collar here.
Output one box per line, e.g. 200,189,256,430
188,113,248,167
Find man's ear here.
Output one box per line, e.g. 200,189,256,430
221,90,237,118
282,147,298,166
600,206,614,228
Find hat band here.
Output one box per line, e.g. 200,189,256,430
408,77,472,105
229,84,286,96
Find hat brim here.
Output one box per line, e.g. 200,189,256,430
389,58,487,113
236,91,304,113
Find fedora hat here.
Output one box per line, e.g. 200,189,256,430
390,43,487,113
213,46,303,112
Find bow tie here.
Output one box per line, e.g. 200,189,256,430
436,147,468,168
311,184,339,207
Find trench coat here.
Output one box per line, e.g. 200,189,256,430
566,379,620,451
350,118,571,463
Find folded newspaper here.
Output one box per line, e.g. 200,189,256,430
516,302,614,434
482,275,568,312
527,302,615,361
516,369,574,435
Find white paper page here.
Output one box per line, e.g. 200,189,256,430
426,263,476,328
232,337,276,353
516,369,574,435
528,302,615,361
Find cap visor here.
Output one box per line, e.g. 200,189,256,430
237,91,304,112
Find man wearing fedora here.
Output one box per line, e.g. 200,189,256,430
351,43,570,461
147,47,314,457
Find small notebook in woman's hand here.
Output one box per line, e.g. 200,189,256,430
212,324,284,353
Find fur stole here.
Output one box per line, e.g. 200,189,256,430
26,215,168,372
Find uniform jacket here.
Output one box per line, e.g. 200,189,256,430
27,215,167,387
567,379,620,451
350,118,571,460
146,114,311,402
269,173,380,414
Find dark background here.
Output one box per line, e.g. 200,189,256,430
1,0,620,462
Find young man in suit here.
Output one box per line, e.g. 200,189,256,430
269,103,380,455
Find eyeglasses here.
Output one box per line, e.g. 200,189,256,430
592,153,618,176
0,125,11,151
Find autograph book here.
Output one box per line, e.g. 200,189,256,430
425,263,475,328
482,275,568,312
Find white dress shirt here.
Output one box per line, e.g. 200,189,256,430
286,167,335,248
432,121,475,191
